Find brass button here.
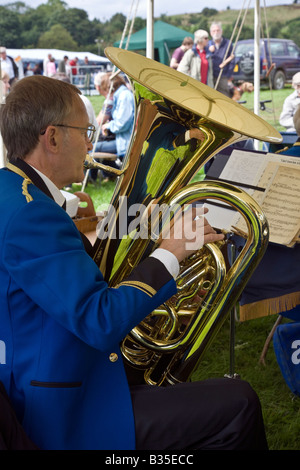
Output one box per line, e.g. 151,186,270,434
109,352,118,362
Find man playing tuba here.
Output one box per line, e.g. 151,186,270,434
0,75,268,450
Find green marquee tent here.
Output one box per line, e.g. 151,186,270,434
114,20,193,65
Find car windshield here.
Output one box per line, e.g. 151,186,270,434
235,43,254,57
234,42,264,57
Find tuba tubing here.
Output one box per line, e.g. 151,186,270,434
128,180,268,353
87,48,281,385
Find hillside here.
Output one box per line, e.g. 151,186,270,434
164,4,300,47
172,4,300,28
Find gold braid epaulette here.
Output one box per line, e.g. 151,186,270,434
6,162,33,202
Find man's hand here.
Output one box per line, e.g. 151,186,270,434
159,206,224,263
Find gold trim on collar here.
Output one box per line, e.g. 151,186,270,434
6,162,33,202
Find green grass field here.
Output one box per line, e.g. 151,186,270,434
78,86,300,450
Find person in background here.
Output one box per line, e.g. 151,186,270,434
81,56,91,94
170,36,194,70
25,64,33,76
69,57,79,84
93,71,134,182
94,71,113,126
0,70,10,102
0,46,18,85
279,105,300,156
87,71,114,182
178,30,213,87
33,63,42,75
208,21,234,97
58,55,68,74
46,57,56,77
0,74,268,450
43,53,52,77
279,72,300,133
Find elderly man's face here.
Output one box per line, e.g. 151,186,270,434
210,26,222,41
51,96,93,187
0,51,6,60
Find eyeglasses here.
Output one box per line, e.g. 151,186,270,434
55,124,96,142
40,124,96,142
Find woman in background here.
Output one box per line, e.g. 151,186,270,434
92,71,134,182
0,70,10,103
178,29,213,87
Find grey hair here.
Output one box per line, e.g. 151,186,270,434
0,75,81,161
94,71,106,87
292,72,300,86
194,29,209,44
210,21,222,31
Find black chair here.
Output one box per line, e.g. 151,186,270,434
0,382,38,450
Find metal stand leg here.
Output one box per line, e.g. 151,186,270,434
224,241,240,379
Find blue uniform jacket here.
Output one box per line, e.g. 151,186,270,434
279,138,300,156
0,161,176,449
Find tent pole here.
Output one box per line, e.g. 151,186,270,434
254,0,260,117
146,0,154,59
253,0,261,150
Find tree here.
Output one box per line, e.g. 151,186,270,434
47,7,96,46
280,18,300,47
37,24,78,50
201,8,218,17
0,6,21,47
21,24,43,48
4,1,31,15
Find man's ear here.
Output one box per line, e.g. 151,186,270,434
43,126,60,153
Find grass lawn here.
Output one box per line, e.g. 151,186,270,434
239,84,292,131
192,314,300,450
76,86,300,450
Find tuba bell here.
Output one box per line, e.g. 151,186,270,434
86,47,282,386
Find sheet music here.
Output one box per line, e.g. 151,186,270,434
260,164,300,245
206,149,300,245
219,149,300,187
267,152,300,168
219,149,267,187
205,149,266,231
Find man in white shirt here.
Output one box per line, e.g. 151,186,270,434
43,53,52,77
0,46,18,84
279,72,300,132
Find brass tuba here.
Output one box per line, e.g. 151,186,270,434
86,47,282,386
